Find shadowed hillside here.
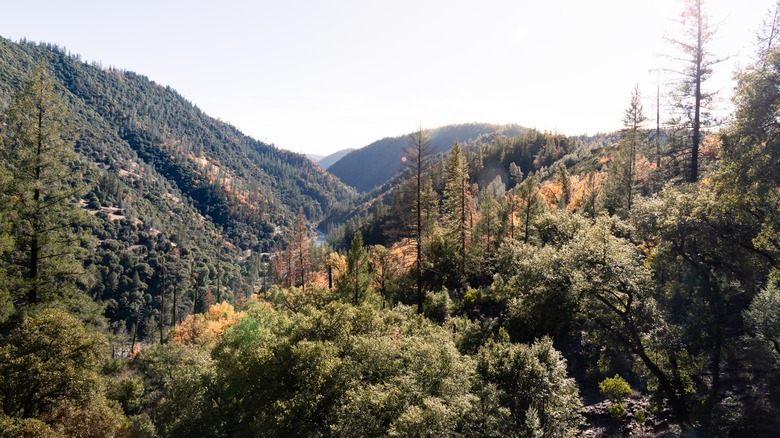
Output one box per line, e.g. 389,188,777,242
328,123,527,192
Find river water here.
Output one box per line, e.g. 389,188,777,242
314,228,327,246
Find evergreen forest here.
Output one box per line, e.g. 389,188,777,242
2,1,780,436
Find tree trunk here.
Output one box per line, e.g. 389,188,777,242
690,0,703,183
416,149,423,314
160,257,166,344
28,232,39,304
656,85,662,170
699,272,723,438
130,307,141,355
460,176,467,274
171,285,177,329
354,262,360,306
216,241,221,302
28,101,44,304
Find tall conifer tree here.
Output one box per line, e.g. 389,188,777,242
604,85,646,216
403,128,435,313
295,207,309,291
443,140,471,275
0,64,86,305
668,0,719,182
516,176,544,244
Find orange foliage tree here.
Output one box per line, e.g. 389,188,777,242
170,302,244,350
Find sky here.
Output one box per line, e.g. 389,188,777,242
1,0,777,156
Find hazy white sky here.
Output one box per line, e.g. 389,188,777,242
1,0,776,155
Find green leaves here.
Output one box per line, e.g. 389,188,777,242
744,281,780,358
476,336,583,437
599,374,632,406
130,343,214,437
0,309,106,419
123,300,584,437
335,233,372,305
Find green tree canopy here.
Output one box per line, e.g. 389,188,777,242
0,308,107,419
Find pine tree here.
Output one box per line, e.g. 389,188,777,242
294,207,309,291
604,85,647,216
0,64,87,305
506,162,524,239
159,255,166,344
554,162,572,209
403,127,435,313
443,140,471,274
420,175,438,240
667,0,719,182
476,177,505,256
623,85,646,210
336,233,371,305
516,175,544,243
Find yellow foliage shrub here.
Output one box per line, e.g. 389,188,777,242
170,302,244,350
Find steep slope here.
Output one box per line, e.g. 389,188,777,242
328,123,527,192
317,148,354,170
0,37,354,338
0,37,355,251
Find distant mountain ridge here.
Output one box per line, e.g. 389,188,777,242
317,148,354,170
328,123,528,192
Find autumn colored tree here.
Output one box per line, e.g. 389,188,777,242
368,245,402,308
170,301,243,350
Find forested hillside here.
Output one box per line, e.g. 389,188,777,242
0,37,355,249
0,37,355,396
2,0,780,436
328,123,527,192
323,128,619,245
